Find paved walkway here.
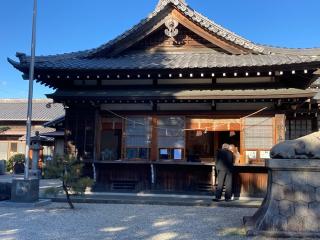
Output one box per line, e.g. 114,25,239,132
0,203,262,240
0,174,61,190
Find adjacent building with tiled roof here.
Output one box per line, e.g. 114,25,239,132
0,99,64,162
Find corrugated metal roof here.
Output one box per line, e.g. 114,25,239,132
0,99,65,121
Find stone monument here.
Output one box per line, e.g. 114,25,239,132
244,131,320,238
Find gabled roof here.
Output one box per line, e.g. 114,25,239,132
0,99,65,121
8,0,320,75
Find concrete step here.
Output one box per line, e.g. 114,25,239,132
49,193,262,208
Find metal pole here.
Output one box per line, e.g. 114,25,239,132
24,0,38,180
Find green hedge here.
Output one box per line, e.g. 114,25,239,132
7,154,25,172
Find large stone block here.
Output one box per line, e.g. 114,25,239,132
0,182,11,200
244,159,320,238
272,171,292,186
287,216,305,232
271,183,285,201
294,202,310,217
11,178,39,203
279,200,294,217
316,187,320,202
304,217,319,232
282,185,296,202
308,201,320,215
307,172,320,187
294,184,316,203
291,172,308,186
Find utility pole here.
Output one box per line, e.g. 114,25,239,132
24,0,38,179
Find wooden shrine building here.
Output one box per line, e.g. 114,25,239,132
9,0,320,197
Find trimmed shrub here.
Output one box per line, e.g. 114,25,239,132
7,154,25,173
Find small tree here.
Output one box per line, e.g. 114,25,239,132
44,155,93,209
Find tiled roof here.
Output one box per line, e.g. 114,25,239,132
48,88,317,100
11,52,320,71
7,0,320,75
260,46,320,56
0,99,65,121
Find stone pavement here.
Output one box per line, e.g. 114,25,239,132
0,202,260,240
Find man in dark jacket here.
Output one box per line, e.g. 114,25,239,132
214,143,234,201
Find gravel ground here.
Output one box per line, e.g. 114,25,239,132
0,203,261,240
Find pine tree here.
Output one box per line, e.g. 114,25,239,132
44,155,93,209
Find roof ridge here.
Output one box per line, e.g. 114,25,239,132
13,1,266,61
9,1,320,63
258,44,320,56
153,0,265,54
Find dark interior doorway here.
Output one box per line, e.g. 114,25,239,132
186,131,214,162
216,131,241,153
186,130,241,162
100,129,122,160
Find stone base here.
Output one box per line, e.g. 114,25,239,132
244,159,320,238
11,178,39,203
29,170,41,179
0,182,11,200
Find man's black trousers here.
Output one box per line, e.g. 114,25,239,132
215,170,233,200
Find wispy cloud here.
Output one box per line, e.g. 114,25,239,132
0,81,7,86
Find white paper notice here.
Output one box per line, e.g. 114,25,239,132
174,149,182,160
160,149,168,155
260,151,270,159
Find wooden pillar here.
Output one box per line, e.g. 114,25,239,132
64,107,76,157
274,114,286,144
240,118,246,164
150,116,158,161
93,108,101,182
93,108,101,161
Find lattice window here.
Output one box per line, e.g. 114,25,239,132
285,119,313,140
244,117,273,149
125,116,151,160
157,116,185,160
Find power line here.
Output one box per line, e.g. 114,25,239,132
104,107,269,134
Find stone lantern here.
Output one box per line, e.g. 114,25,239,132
30,131,43,178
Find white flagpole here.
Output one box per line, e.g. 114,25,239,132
24,0,38,179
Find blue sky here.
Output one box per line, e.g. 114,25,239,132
0,0,319,99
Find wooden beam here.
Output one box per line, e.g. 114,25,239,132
106,9,171,57
171,9,246,55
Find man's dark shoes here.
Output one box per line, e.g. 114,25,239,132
225,198,233,202
212,198,221,202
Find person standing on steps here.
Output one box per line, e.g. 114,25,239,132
214,143,234,202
